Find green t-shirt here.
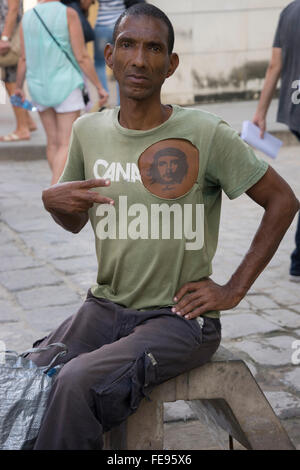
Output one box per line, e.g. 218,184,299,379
60,105,268,318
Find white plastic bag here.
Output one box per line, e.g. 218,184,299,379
0,342,67,450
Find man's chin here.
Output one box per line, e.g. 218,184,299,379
123,85,153,101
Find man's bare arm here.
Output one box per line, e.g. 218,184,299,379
172,167,299,319
227,166,299,295
42,179,114,234
253,47,282,137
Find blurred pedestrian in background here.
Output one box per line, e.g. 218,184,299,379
0,0,37,142
61,0,95,44
14,0,108,185
253,0,300,282
61,0,98,112
93,0,145,104
94,0,126,103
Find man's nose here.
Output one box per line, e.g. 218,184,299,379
132,45,146,68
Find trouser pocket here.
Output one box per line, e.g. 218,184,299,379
202,317,222,342
91,350,158,432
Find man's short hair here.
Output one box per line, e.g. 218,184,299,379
113,3,175,54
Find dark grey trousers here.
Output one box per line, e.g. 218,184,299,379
27,290,221,450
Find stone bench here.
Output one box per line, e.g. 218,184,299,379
104,345,295,450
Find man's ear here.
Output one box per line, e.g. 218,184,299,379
104,43,114,70
166,53,179,79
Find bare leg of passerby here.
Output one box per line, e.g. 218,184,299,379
39,109,80,184
0,82,37,141
38,108,58,176
50,110,81,185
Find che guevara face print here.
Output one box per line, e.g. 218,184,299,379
148,147,188,191
138,139,199,199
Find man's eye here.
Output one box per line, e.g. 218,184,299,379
122,42,131,48
150,45,161,52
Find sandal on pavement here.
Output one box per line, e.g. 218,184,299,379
0,133,30,142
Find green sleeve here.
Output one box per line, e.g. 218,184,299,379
59,124,85,183
206,121,269,199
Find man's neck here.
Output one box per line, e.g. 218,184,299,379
118,96,173,131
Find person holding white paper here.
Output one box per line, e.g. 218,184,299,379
253,0,300,282
241,121,282,159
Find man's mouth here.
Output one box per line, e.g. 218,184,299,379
127,74,149,84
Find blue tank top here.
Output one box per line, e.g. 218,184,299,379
22,2,84,107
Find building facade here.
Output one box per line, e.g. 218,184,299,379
151,0,289,105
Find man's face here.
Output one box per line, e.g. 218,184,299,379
157,155,179,183
105,15,178,100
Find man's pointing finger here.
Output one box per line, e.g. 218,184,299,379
86,191,115,205
79,178,111,189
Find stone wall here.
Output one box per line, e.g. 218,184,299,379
150,0,289,105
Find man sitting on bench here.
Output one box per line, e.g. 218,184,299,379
27,3,299,450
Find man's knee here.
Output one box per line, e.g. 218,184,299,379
54,355,93,395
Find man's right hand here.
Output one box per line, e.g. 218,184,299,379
42,179,114,215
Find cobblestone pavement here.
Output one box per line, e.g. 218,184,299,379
0,144,299,450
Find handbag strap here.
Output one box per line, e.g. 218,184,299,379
20,342,68,372
33,8,79,73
